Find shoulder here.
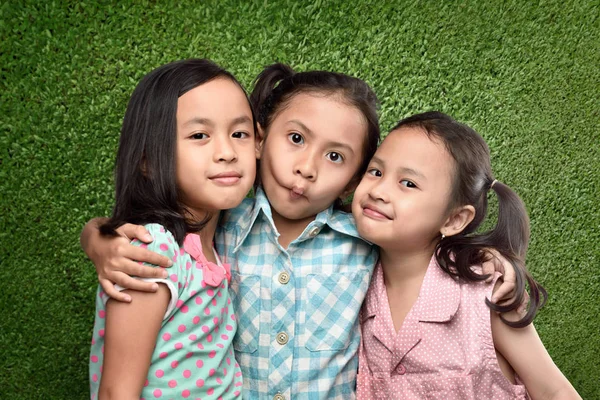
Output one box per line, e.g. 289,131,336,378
326,209,364,241
132,223,180,260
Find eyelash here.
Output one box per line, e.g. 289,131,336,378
232,131,250,139
191,131,250,140
366,169,418,188
366,168,382,177
400,179,417,188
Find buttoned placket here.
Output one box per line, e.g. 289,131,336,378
266,222,296,399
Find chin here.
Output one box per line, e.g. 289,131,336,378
356,223,380,245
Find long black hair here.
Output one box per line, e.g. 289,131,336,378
250,63,380,195
392,111,547,327
100,59,254,244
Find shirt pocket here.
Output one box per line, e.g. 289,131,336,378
304,270,370,351
230,271,260,353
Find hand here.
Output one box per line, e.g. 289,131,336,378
82,220,173,302
481,249,529,314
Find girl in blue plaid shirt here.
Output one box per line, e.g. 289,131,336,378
81,64,518,399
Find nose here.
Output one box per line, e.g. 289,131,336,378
213,135,237,163
294,152,317,181
368,178,390,203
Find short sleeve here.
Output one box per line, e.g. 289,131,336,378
100,223,183,321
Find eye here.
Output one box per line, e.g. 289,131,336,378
400,179,417,188
191,133,209,140
288,132,304,145
232,131,249,139
366,168,382,177
326,152,343,163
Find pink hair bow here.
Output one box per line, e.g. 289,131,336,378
183,234,231,287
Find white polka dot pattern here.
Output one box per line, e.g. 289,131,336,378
356,259,529,399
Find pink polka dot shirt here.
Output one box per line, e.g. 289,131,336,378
89,224,243,399
357,258,529,399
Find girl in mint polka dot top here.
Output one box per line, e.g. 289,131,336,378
88,59,257,399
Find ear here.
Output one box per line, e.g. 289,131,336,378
441,205,476,237
255,123,266,160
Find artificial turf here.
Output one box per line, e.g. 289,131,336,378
1,0,598,398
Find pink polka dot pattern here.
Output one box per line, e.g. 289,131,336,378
357,261,529,399
89,224,242,399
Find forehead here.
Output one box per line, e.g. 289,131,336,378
377,127,454,178
177,78,251,118
274,92,367,149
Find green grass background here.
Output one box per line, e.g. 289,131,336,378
1,0,598,398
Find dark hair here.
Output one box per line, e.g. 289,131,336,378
391,111,547,327
250,63,380,198
100,59,254,244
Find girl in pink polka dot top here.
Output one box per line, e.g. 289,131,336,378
88,59,257,399
352,112,580,399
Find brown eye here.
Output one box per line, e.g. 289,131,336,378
326,152,343,163
232,131,249,139
367,168,382,177
288,133,304,144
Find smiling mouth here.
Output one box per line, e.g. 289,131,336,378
210,172,242,186
362,205,391,220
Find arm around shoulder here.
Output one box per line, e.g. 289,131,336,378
491,311,581,400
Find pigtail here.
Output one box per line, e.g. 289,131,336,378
437,179,547,328
250,63,295,127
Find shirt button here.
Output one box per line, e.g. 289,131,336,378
278,272,290,284
397,364,406,375
276,332,289,345
309,227,320,237
273,394,286,400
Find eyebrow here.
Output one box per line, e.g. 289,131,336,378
371,156,426,179
182,115,253,128
287,119,356,155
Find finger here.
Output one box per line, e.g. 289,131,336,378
481,261,495,282
122,246,173,268
517,291,530,315
119,223,153,243
491,280,516,303
117,259,169,280
111,270,160,292
99,278,132,303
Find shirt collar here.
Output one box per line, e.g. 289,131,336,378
416,257,461,322
362,257,461,323
232,187,273,253
232,187,367,252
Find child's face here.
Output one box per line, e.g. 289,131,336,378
257,93,366,224
176,78,256,218
352,127,455,251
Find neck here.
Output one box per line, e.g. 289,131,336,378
271,209,316,249
188,209,220,262
378,242,436,289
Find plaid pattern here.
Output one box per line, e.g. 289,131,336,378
215,188,378,400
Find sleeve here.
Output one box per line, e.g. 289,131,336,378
100,223,183,321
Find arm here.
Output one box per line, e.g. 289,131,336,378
491,311,581,400
80,217,172,302
99,285,170,399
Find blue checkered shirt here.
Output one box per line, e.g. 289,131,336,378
215,188,378,400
